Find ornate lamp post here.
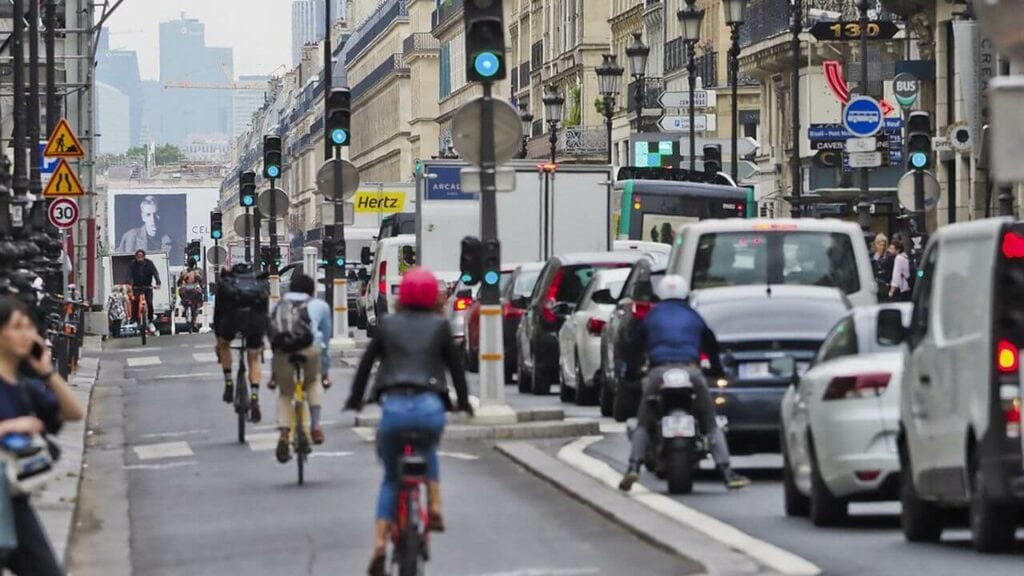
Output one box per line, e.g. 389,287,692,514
625,32,650,134
724,0,749,183
519,102,534,159
541,86,565,260
679,1,704,173
596,54,625,166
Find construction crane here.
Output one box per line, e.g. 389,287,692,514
162,64,286,92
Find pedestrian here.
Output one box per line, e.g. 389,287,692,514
0,297,84,576
888,238,912,302
106,285,127,338
871,233,893,299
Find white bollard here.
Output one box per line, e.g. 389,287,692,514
303,246,318,276
269,274,281,304
198,300,213,334
329,277,355,350
472,304,516,424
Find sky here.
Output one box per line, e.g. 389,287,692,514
103,0,292,80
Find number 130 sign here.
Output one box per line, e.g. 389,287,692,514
48,197,79,230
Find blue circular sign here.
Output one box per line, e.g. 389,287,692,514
842,96,885,138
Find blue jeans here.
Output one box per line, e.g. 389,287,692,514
375,393,446,521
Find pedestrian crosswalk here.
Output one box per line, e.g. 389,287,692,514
125,356,162,368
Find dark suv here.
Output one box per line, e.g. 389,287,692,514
517,252,646,395
599,258,666,419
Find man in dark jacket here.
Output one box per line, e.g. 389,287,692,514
126,249,161,332
619,274,750,492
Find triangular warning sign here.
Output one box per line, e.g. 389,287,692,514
43,160,85,197
44,119,85,158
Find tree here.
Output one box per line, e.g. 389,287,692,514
154,144,186,165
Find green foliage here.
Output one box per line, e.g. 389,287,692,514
565,86,582,127
154,144,186,165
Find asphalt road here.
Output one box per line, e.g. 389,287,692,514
72,333,694,576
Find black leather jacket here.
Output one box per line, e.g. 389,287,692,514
347,310,469,411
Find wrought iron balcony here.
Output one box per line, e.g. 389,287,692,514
558,126,608,157
695,51,718,87
350,54,409,101
403,32,440,55
431,0,464,31
740,0,898,48
665,37,690,75
626,77,665,114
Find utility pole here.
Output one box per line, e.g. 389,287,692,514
45,0,59,131
28,0,42,205
12,0,28,198
790,0,802,217
856,0,871,237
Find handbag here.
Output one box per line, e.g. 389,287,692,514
0,461,18,556
0,434,55,497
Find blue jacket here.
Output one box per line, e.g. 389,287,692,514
637,299,724,374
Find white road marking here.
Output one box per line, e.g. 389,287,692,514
352,427,376,442
438,451,479,461
598,421,626,434
558,436,821,576
126,356,162,368
246,432,281,452
192,352,219,363
139,428,210,440
132,441,194,461
154,372,222,381
125,461,198,471
309,451,354,459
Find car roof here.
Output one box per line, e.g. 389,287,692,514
377,234,415,246
554,251,649,265
683,218,864,235
506,262,543,273
930,216,1015,243
593,267,632,282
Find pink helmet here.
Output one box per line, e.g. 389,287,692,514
399,267,440,311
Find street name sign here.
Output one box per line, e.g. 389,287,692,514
659,90,716,109
658,114,715,132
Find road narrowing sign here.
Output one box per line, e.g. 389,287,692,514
43,118,85,158
43,159,85,197
48,197,79,230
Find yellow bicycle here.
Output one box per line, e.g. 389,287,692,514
289,354,312,485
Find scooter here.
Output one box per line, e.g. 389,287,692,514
627,366,727,494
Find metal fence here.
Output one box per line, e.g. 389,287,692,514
559,126,608,156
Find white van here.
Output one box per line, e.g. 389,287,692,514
364,234,417,336
666,218,877,307
891,217,1024,552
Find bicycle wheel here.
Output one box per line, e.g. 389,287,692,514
235,356,248,444
295,402,306,485
398,503,423,576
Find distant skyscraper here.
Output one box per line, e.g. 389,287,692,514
291,0,318,66
96,28,144,149
233,76,269,139
97,82,131,154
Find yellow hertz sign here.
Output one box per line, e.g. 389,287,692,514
353,191,407,213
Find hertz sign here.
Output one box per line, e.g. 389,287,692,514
353,191,407,213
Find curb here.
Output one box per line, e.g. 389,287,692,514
353,419,601,442
354,406,566,427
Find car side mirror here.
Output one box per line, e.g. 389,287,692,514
358,268,370,280
769,356,798,384
876,308,906,346
551,302,574,317
591,289,616,305
513,295,530,308
456,288,473,299
360,246,372,266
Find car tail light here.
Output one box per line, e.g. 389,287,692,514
541,271,564,324
586,317,606,336
1001,231,1024,258
632,300,652,320
454,297,472,312
378,261,387,296
502,300,525,319
822,373,891,401
699,352,710,370
855,470,881,482
1001,384,1022,438
996,339,1019,373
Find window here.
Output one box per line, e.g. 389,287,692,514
908,245,938,347
692,232,768,288
439,42,452,99
512,269,542,298
937,238,988,341
816,317,859,364
780,232,860,295
557,264,633,303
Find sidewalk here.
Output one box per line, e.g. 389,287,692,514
32,338,101,567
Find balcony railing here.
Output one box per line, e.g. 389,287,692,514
695,51,718,87
346,0,408,62
403,32,440,55
559,126,608,157
518,61,531,88
351,53,409,101
531,41,544,70
664,37,689,75
431,0,464,30
740,0,898,48
626,77,665,113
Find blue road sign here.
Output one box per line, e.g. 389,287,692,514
843,96,885,138
426,165,477,201
809,121,903,167
39,142,58,175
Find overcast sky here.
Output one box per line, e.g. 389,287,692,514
103,0,292,80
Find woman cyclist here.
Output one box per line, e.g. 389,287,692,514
345,267,473,576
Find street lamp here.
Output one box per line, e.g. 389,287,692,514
519,101,533,159
625,32,649,134
541,85,565,260
679,0,704,173
789,0,802,217
596,54,625,166
724,0,749,183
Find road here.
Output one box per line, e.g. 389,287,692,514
70,333,694,576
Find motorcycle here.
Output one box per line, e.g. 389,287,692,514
628,365,727,494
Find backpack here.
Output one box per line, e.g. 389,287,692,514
268,299,314,352
219,270,269,309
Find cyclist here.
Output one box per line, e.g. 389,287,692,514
177,258,204,331
126,249,161,334
268,273,332,462
618,275,750,492
214,263,270,423
344,267,473,576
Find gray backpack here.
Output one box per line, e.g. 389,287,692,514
268,299,314,353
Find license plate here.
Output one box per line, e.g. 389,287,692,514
662,414,696,438
738,361,770,379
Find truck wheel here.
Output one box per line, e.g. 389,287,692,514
665,440,695,495
900,446,943,543
970,452,1016,553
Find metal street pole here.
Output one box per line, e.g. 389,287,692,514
322,0,336,311
635,76,644,135
253,209,262,271
730,24,741,183
604,97,614,166
12,0,28,197
790,0,802,217
687,44,697,173
28,0,42,203
45,0,58,132
244,207,252,264
546,122,558,260
913,169,926,235
998,185,1014,217
856,0,871,237
331,144,352,347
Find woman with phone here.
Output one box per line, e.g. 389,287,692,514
0,297,84,576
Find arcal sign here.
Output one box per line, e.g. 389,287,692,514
353,191,407,213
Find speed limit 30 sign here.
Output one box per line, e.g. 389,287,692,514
48,197,79,230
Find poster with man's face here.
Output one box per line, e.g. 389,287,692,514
112,193,187,257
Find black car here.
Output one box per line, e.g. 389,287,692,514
465,262,544,380
517,252,646,395
599,258,666,420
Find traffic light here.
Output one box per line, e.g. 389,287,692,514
326,89,351,147
321,237,345,270
185,240,201,265
906,111,932,171
482,238,500,286
259,246,272,270
263,135,282,179
702,144,723,177
459,236,483,285
463,0,507,82
240,171,257,208
210,211,223,240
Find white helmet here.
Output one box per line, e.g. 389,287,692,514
655,274,690,301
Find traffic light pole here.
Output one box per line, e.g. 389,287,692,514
331,145,353,348
856,0,872,240
268,177,280,304
253,210,262,272
913,169,926,238
323,0,335,313
243,206,252,264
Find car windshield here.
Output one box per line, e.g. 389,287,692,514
512,269,541,296
692,231,860,294
500,271,514,293
557,263,634,303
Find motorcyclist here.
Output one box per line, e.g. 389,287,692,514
177,258,204,331
618,274,750,492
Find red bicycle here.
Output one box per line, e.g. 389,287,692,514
390,432,431,576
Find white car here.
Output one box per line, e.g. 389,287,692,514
780,303,912,526
557,268,631,405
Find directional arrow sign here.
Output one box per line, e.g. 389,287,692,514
658,114,715,133
659,90,717,109
680,137,758,157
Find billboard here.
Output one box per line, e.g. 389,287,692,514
107,188,219,260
